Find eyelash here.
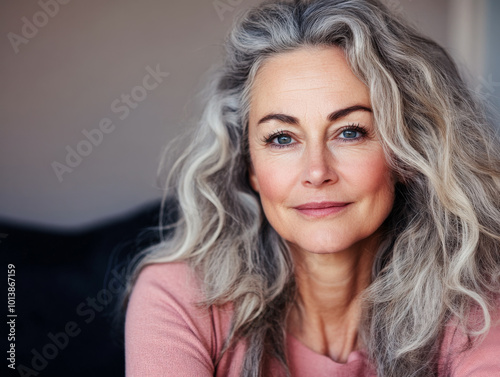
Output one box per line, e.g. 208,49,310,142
262,124,368,148
337,124,368,142
262,129,290,149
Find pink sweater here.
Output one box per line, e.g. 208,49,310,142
126,263,500,376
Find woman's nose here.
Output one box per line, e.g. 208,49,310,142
301,145,338,187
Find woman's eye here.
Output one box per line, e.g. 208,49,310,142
263,132,295,148
340,129,359,139
275,135,293,145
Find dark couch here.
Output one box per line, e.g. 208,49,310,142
1,200,166,377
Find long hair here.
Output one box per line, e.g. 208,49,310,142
125,0,500,376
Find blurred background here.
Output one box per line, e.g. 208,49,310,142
0,0,499,376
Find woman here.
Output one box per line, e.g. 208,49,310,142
125,0,500,376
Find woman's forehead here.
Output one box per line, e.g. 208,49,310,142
249,46,371,117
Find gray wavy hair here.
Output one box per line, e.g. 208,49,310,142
126,0,500,376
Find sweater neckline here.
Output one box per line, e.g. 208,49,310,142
286,332,367,364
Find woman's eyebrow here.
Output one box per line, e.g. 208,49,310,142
328,105,372,121
257,105,372,125
257,113,299,125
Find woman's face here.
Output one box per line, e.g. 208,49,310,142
248,46,395,255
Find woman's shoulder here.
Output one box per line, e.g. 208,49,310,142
127,261,233,337
440,303,500,376
132,261,202,299
126,262,240,376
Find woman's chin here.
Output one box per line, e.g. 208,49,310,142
288,238,353,256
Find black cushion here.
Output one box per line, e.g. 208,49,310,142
1,200,166,377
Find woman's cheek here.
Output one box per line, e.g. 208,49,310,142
254,158,296,203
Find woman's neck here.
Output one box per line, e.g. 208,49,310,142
287,238,377,363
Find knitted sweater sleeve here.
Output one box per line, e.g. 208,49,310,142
125,263,217,377
440,306,500,376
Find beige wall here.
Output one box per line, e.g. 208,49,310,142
0,0,489,228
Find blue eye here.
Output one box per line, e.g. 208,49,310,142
275,135,293,144
338,124,367,141
340,129,359,139
263,131,295,148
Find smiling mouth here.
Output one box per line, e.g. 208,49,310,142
294,202,351,217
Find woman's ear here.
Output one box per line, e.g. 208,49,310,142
248,164,260,193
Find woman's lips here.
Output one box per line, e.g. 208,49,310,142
294,202,351,217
